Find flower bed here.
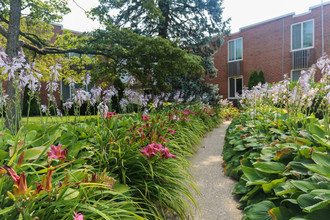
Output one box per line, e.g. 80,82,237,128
0,104,223,219
223,55,330,219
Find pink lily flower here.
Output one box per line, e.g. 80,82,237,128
47,144,69,160
140,144,157,158
182,110,189,115
168,129,176,135
137,128,144,134
183,117,190,122
73,211,84,220
161,146,177,159
105,111,116,118
160,136,169,142
141,115,150,121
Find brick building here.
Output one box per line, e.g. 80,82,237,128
208,2,330,100
1,23,91,108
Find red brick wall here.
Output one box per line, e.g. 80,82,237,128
208,3,330,99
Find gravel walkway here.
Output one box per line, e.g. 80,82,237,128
189,121,243,220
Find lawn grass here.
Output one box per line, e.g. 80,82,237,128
0,115,98,126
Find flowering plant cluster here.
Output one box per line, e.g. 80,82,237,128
0,45,226,219
140,142,177,159
239,54,330,133
241,55,330,110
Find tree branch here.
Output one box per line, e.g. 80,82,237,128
0,23,8,38
20,40,111,57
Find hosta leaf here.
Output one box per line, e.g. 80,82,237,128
291,180,317,193
274,182,297,196
233,144,246,151
262,177,287,194
240,185,261,202
297,194,322,209
270,128,284,135
311,134,330,148
310,189,330,200
302,163,330,178
0,149,8,160
244,200,275,220
25,146,46,160
298,146,312,159
242,166,270,185
233,179,248,195
303,209,330,220
280,199,298,205
295,137,313,146
309,124,325,139
254,162,286,174
268,206,294,220
311,151,330,166
288,161,309,175
308,173,330,183
276,148,294,160
26,130,38,142
303,200,330,213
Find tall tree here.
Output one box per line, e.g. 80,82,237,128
0,0,70,131
91,0,230,77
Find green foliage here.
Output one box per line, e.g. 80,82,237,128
0,104,224,219
91,0,230,79
247,70,259,90
91,0,229,44
259,70,266,84
75,27,204,92
22,87,40,117
247,70,266,89
223,107,330,219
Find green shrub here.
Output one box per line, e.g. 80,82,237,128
22,87,40,116
248,70,266,90
258,70,265,84
247,70,259,90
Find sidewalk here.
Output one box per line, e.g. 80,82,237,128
189,121,243,220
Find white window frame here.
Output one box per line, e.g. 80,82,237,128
228,37,243,62
228,76,243,99
290,69,312,82
291,19,314,52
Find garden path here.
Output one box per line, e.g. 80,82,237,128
188,121,243,220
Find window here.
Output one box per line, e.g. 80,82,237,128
61,80,92,101
228,38,243,62
61,80,71,100
291,20,314,51
291,69,311,82
228,77,243,98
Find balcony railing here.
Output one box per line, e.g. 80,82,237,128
292,49,310,69
228,61,242,77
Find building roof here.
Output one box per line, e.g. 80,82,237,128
230,1,330,36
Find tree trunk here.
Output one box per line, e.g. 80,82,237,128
158,0,170,39
5,0,22,133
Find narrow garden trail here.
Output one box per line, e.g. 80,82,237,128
189,121,243,220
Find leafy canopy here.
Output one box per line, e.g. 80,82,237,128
91,0,230,77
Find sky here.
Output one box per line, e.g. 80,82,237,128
60,0,327,33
